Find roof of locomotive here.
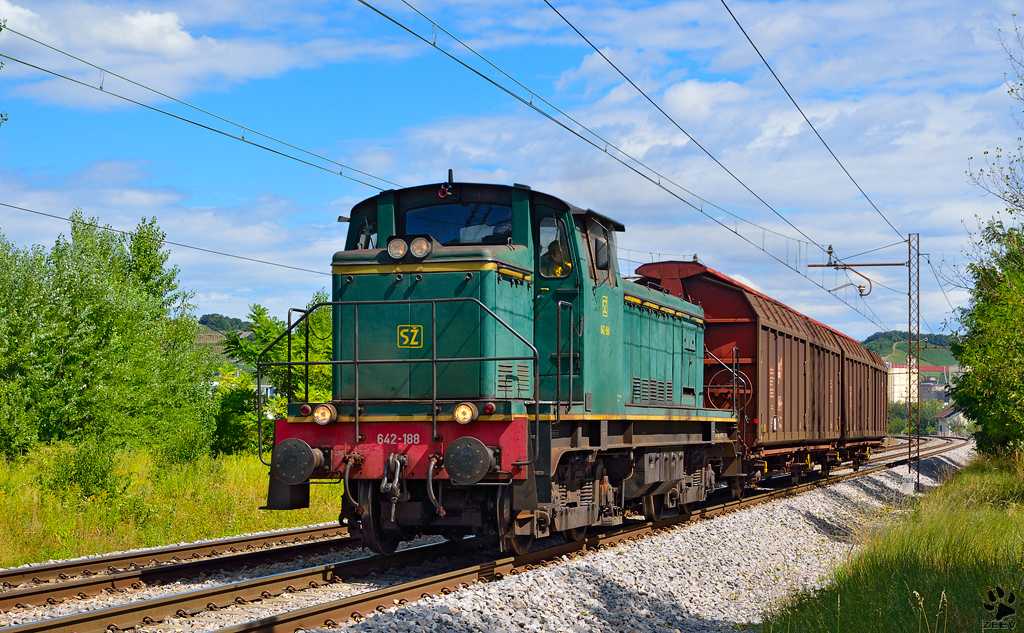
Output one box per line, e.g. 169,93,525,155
635,261,886,369
348,182,626,232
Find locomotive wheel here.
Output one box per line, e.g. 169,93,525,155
496,486,534,556
791,468,802,485
507,532,534,556
357,481,401,556
561,526,588,543
642,494,665,522
729,476,745,501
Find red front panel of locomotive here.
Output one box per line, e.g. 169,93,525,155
273,416,530,480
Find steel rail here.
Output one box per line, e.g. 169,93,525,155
0,538,492,633
0,536,361,613
0,525,347,590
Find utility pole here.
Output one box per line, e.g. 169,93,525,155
809,235,920,490
908,233,921,492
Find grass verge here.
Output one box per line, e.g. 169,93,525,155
762,451,1024,632
0,444,344,569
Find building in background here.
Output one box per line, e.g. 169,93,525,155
887,364,963,403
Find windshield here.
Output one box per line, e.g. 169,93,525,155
404,203,513,246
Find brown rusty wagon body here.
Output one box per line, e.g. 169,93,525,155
635,261,887,479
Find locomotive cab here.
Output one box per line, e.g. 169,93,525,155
262,179,740,556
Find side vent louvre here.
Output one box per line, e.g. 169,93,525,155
631,377,674,405
516,362,531,398
497,362,514,398
498,362,532,399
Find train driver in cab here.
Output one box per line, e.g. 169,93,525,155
541,240,572,277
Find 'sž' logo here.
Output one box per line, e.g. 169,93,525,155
397,325,423,348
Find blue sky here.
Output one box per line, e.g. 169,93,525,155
0,0,1019,340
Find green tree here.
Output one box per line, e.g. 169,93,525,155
214,292,331,454
0,211,218,460
952,18,1024,453
223,290,333,403
199,314,253,333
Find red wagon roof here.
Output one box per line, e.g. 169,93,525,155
635,261,886,369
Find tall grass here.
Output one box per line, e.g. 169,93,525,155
0,444,344,569
762,452,1024,632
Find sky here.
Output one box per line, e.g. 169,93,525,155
0,0,1019,341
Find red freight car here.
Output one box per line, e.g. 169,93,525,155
635,261,887,485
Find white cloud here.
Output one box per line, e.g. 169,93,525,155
663,78,750,121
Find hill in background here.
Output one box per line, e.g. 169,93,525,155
861,331,956,366
199,314,253,334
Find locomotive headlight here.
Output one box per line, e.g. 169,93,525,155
313,403,337,425
453,402,479,424
387,239,408,259
409,237,432,258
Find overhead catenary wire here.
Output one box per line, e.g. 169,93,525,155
0,201,331,277
926,255,958,313
393,0,809,249
841,240,909,261
0,30,401,191
360,0,891,330
717,0,904,240
542,0,826,254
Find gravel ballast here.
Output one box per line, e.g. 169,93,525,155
314,442,974,633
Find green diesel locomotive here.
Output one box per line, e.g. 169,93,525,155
262,178,785,555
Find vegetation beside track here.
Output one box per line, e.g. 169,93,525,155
761,451,1023,632
0,447,344,569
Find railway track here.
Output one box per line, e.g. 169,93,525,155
0,524,351,591
0,436,968,633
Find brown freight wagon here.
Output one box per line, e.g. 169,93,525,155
635,261,888,482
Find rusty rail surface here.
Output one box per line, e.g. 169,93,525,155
0,536,361,613
2,437,968,633
0,525,348,591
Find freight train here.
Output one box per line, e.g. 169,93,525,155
259,178,888,556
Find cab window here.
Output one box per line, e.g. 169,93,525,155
345,210,378,250
404,203,512,246
587,218,616,286
538,217,573,279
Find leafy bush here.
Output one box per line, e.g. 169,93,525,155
38,439,127,499
211,363,280,455
224,291,333,403
0,210,218,458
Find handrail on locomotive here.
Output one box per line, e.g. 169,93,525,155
254,297,541,469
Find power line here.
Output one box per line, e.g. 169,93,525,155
926,255,957,313
360,0,891,330
542,0,826,253
841,240,908,261
392,0,810,249
0,201,331,277
718,0,904,240
0,36,400,191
